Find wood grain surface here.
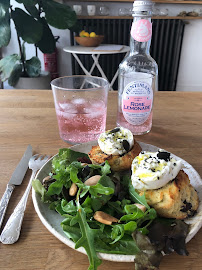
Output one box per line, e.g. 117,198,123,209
0,90,202,270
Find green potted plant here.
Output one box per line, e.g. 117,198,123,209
0,0,79,88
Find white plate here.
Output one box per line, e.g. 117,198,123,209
32,141,202,262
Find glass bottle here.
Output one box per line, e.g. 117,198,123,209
116,0,158,135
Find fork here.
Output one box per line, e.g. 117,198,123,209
0,154,50,244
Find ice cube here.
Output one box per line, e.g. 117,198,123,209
91,100,102,108
71,98,86,105
58,102,77,114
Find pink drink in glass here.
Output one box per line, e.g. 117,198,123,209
56,98,107,143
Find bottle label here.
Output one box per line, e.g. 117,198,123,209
122,81,153,125
131,19,152,42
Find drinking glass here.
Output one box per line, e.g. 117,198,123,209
99,6,109,16
51,76,109,144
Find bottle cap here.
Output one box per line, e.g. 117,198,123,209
132,0,153,14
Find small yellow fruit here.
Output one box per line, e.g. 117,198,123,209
79,30,86,37
90,32,97,37
83,32,90,37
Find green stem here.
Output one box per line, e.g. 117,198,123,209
17,35,26,75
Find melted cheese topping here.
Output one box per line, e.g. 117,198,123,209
98,127,134,155
131,150,182,190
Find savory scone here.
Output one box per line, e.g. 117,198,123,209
88,127,142,171
131,150,199,219
139,170,199,219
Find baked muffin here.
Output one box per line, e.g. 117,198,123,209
88,127,142,171
139,170,199,219
131,150,199,219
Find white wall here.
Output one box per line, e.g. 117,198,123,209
176,20,202,91
2,1,202,91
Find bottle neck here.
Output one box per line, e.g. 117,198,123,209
130,16,152,55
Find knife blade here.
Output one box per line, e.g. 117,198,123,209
0,145,32,229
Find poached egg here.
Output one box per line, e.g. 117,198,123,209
98,127,134,155
131,150,182,190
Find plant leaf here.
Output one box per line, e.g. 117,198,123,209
110,224,125,244
15,0,37,5
61,199,77,215
12,8,43,44
32,179,52,203
22,42,26,60
41,0,77,29
129,183,150,209
62,222,81,243
0,0,10,16
52,148,89,173
0,1,11,48
25,56,41,77
46,180,63,196
24,3,39,18
8,63,22,86
124,221,137,233
75,197,102,270
101,161,111,175
0,54,20,81
36,17,56,53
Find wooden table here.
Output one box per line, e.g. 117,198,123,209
0,90,202,270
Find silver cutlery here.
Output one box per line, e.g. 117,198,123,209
0,154,50,244
0,145,32,230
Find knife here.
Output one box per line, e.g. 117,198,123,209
0,145,32,230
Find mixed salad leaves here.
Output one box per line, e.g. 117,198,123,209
33,148,189,270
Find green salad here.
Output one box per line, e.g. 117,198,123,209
33,148,189,270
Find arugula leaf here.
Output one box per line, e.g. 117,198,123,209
46,181,63,196
120,205,145,222
110,224,125,244
69,164,83,184
107,201,124,215
90,175,115,211
124,221,137,233
95,233,140,255
52,148,89,173
129,183,150,209
75,192,102,270
61,218,81,243
61,199,77,215
89,183,114,197
101,161,111,175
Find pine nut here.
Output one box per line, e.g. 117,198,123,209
69,182,78,196
42,175,51,184
134,203,146,212
94,211,118,225
84,175,101,186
